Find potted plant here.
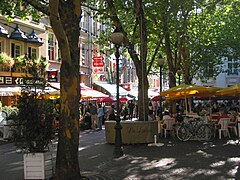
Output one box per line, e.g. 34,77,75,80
11,57,55,179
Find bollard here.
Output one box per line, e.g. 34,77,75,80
154,135,157,144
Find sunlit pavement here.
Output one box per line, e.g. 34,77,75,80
1,127,240,179
79,128,240,180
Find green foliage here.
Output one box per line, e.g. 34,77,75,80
189,0,240,80
0,0,42,20
0,52,14,66
11,92,55,153
10,54,54,152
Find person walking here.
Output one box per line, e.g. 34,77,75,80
128,100,134,120
97,104,104,130
89,103,98,130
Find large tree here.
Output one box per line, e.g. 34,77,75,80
0,0,82,179
87,0,239,115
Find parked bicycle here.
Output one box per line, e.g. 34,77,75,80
176,117,214,141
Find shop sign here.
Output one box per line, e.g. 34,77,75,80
0,76,44,85
47,71,58,82
92,56,104,67
0,76,24,85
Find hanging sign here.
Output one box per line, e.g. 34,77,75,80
92,56,104,67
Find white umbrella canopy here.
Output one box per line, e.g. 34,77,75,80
128,89,159,100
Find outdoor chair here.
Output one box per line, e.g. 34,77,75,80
162,118,175,138
228,116,238,137
217,118,231,139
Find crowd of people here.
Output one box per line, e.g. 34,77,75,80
79,100,139,130
54,98,239,132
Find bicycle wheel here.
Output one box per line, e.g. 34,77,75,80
177,126,191,141
196,124,213,141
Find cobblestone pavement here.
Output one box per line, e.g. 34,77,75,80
1,127,240,180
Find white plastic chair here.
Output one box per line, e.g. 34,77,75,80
228,118,238,137
162,118,175,138
217,118,230,139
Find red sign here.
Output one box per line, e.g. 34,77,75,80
92,56,104,61
92,60,104,67
92,56,104,67
93,67,104,73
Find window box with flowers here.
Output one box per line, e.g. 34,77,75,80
0,52,14,72
13,55,28,73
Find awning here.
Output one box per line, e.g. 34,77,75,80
0,86,59,97
93,81,128,97
128,89,159,99
48,82,109,99
80,83,109,99
0,86,21,96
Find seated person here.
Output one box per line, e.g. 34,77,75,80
228,111,238,125
162,110,172,121
176,110,184,123
218,108,230,119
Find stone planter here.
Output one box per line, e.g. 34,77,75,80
24,152,54,179
105,120,158,144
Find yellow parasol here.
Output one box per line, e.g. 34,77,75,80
161,84,219,99
161,84,220,112
216,84,240,96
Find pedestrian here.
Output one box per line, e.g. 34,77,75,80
89,103,98,130
97,104,104,130
133,102,138,119
121,103,128,120
53,102,60,131
148,101,154,121
128,100,134,120
108,104,116,121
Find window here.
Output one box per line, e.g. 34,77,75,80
81,44,85,65
48,33,55,60
228,61,239,75
28,47,37,59
11,42,22,58
0,39,3,53
58,48,61,61
80,11,87,30
92,18,96,35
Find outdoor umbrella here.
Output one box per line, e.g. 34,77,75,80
150,95,166,101
160,84,220,112
98,97,115,103
151,95,160,101
216,84,240,96
119,97,133,103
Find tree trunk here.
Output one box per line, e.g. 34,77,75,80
135,59,149,121
49,1,82,179
135,0,149,121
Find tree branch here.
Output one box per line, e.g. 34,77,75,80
23,0,50,15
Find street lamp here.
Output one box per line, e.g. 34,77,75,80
111,30,124,158
177,69,182,85
158,55,164,120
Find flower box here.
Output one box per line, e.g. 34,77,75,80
105,120,158,144
24,152,54,179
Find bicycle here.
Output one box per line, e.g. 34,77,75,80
176,118,213,141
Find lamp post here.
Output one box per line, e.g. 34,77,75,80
177,69,182,85
158,56,164,120
111,30,124,158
